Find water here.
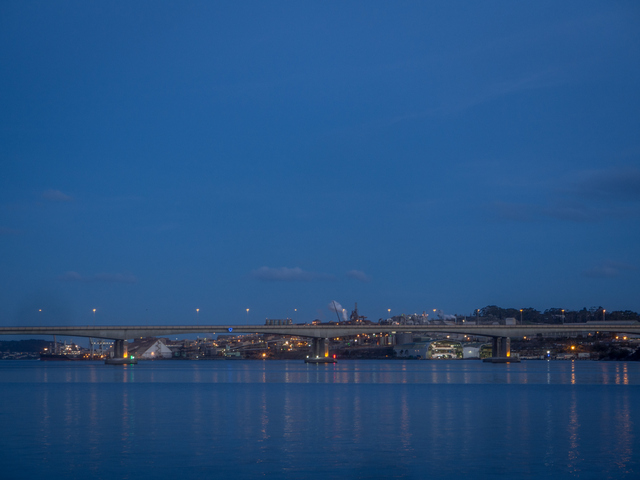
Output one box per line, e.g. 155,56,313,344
1,360,638,480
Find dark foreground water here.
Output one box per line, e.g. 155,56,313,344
0,360,638,480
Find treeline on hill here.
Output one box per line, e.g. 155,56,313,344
477,305,639,323
0,339,51,353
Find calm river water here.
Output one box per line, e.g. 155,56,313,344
0,359,638,479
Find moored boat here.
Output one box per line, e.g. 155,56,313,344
40,353,83,361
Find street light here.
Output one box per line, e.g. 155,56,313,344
91,309,97,357
196,308,199,325
520,309,523,325
561,309,565,324
246,308,250,322
603,309,606,321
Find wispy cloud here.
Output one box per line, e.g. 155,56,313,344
491,200,633,223
582,261,637,279
42,189,74,202
0,226,21,235
541,203,608,222
251,266,335,282
58,271,138,284
566,166,640,202
157,223,180,232
491,165,640,223
388,69,565,126
490,202,539,222
346,270,371,283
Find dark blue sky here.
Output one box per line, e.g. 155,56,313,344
1,1,639,327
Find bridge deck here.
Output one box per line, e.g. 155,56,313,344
1,323,638,340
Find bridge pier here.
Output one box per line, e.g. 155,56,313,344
312,338,328,357
493,336,510,358
305,338,335,363
113,339,127,359
105,339,137,365
484,336,519,363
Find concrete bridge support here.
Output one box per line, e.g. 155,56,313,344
492,336,510,358
105,339,137,365
310,338,329,358
484,336,519,363
113,339,127,359
305,338,335,363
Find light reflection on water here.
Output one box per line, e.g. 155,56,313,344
14,359,636,386
0,360,639,479
567,389,580,474
615,392,633,472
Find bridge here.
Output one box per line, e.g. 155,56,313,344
2,323,638,362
